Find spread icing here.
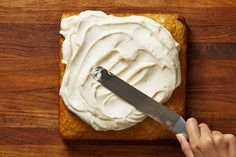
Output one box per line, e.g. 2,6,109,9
59,10,181,131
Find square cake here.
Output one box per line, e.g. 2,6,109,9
59,12,187,140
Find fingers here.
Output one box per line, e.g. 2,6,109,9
176,134,194,157
212,131,226,147
199,123,211,137
185,118,236,157
224,134,236,157
198,123,218,157
186,118,200,144
212,131,227,157
186,118,203,156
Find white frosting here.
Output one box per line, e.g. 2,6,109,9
59,10,181,131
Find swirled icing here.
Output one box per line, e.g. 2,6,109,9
59,10,181,131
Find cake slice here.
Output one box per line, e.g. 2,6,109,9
59,12,187,140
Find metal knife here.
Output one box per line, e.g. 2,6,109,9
91,66,187,136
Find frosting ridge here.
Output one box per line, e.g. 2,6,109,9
60,10,181,131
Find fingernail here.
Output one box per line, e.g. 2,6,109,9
176,134,183,143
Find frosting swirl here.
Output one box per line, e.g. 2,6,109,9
60,10,181,131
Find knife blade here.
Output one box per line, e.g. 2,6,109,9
91,66,187,136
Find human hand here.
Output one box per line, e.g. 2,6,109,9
176,118,236,157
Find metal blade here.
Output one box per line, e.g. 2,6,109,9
91,66,187,135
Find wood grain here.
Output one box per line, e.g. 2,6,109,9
0,0,236,156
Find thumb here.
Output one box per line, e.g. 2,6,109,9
176,134,194,157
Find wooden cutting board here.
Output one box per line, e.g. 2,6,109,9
0,0,236,156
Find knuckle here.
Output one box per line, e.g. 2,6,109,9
186,118,197,126
199,123,208,128
205,137,213,144
212,130,222,134
226,134,236,142
187,118,196,123
198,137,213,150
190,142,200,152
213,134,224,145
